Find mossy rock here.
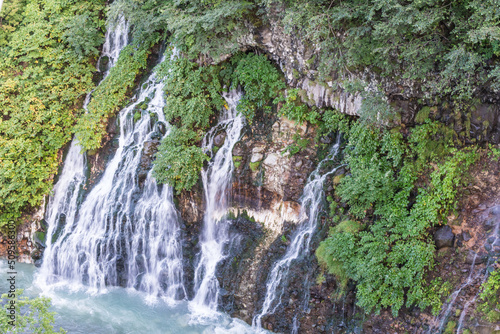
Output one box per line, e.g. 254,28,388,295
233,156,242,169
332,174,344,185
139,97,151,110
443,320,456,334
213,145,219,154
306,54,316,66
34,231,46,248
133,111,142,123
249,161,260,172
415,106,431,123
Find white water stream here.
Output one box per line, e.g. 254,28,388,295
253,135,343,331
191,90,245,316
38,15,129,288
38,16,186,303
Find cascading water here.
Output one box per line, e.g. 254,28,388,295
38,52,186,302
191,90,244,314
253,134,343,331
37,15,129,285
97,15,129,76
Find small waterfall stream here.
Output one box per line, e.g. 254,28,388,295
428,214,500,333
191,90,244,314
253,134,343,331
37,16,129,287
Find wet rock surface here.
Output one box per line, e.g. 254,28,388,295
435,225,455,249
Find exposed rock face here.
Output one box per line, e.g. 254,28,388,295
239,17,362,116
138,139,160,184
175,113,335,332
0,198,46,264
233,12,500,144
434,225,455,249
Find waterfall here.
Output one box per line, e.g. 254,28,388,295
39,47,186,301
253,134,343,331
191,90,244,314
37,16,129,286
97,15,129,76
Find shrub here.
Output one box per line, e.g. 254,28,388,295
317,120,478,316
0,0,105,224
478,269,500,322
0,290,66,333
153,127,209,193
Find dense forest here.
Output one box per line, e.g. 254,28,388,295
1,0,500,332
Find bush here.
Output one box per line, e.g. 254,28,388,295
0,0,105,225
478,269,500,322
317,120,478,316
230,53,285,121
0,290,66,333
153,127,209,193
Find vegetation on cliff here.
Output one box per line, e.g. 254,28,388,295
152,50,285,192
317,118,479,316
0,0,104,225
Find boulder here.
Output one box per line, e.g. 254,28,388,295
251,153,264,163
466,250,487,264
434,225,455,249
214,131,226,147
263,153,279,167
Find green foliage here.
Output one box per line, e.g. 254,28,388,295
152,50,224,192
317,120,478,316
75,35,158,150
0,290,66,333
478,269,500,322
0,0,104,224
158,54,225,129
326,195,337,217
153,127,209,193
425,278,453,316
110,0,255,61
277,88,320,125
283,133,309,157
249,161,260,172
320,109,352,139
0,0,26,45
444,320,457,334
230,53,285,121
279,0,500,102
488,144,500,159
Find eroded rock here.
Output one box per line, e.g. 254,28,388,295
434,225,455,249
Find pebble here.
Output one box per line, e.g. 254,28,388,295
488,236,496,244
485,244,492,251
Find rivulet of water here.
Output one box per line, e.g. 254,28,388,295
37,14,129,288
253,134,342,331
191,90,244,315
